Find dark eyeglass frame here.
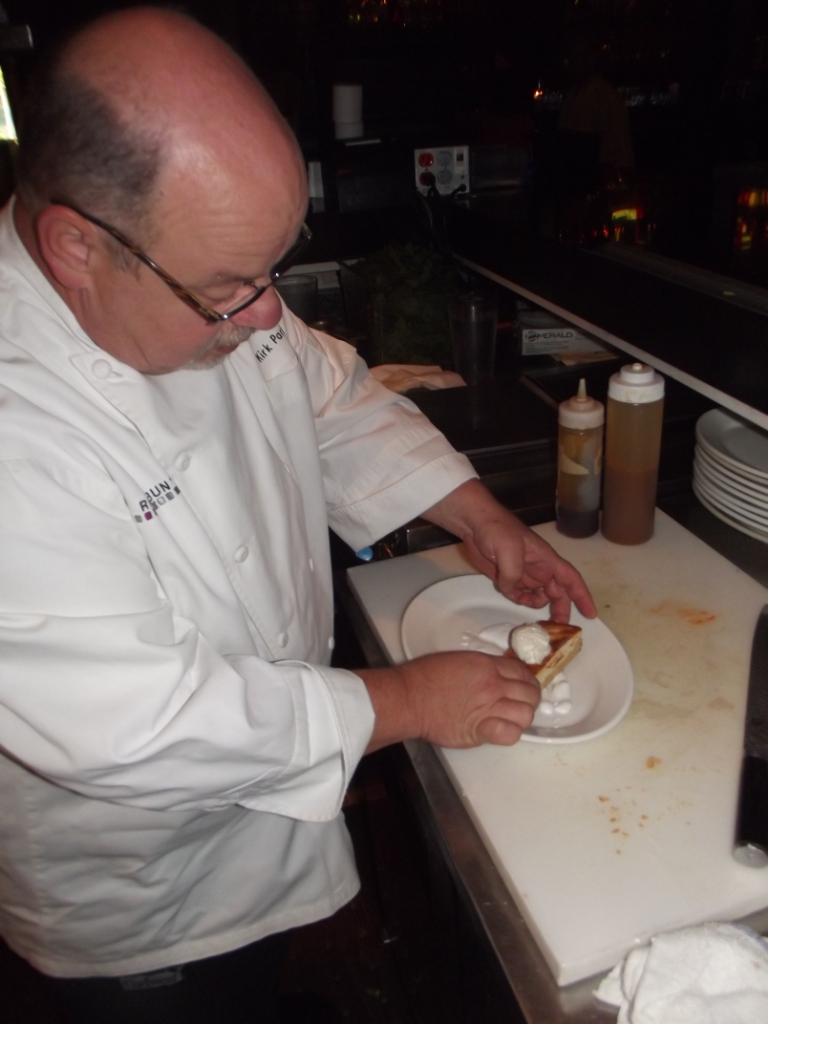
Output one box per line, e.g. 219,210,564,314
52,200,313,324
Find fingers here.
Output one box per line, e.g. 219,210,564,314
492,542,525,599
494,655,540,688
478,695,539,744
557,565,597,619
478,716,526,746
497,556,597,622
494,577,578,620
479,664,540,745
497,583,549,608
399,651,544,750
531,559,595,618
546,585,574,624
463,517,597,621
491,695,538,727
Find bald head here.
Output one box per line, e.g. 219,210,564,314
16,7,307,239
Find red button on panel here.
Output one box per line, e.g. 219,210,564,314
417,151,435,168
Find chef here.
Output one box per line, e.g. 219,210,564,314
0,7,595,1021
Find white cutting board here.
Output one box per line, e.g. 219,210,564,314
346,511,768,986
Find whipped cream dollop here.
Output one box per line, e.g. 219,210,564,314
509,622,552,664
539,673,572,717
509,623,573,720
458,621,574,725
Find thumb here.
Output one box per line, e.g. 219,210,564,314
478,716,524,746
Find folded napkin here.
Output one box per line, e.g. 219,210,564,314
594,922,768,1023
370,363,466,393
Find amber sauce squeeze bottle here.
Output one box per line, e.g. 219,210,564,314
555,378,605,538
601,363,665,544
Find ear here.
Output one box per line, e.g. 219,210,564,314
34,205,104,291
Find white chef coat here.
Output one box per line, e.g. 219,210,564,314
0,200,477,978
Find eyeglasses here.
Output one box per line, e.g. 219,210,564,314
53,200,312,324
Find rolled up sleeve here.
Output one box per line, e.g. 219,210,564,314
294,324,477,551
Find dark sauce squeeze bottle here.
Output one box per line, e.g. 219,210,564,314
556,378,605,538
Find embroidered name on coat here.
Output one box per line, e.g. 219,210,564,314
134,479,181,523
254,326,286,364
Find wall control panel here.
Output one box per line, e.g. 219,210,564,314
414,145,470,196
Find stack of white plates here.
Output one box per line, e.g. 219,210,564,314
692,409,768,543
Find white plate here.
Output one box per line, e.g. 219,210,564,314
693,470,768,522
400,575,634,744
693,479,768,543
689,470,769,523
696,409,768,479
695,444,768,497
693,476,768,528
689,458,769,510
694,449,768,504
693,474,768,526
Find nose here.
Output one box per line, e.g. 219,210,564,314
232,287,283,331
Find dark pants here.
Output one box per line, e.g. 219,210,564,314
0,931,292,1023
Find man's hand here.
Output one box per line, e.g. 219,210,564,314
356,652,541,753
421,479,597,622
461,512,595,621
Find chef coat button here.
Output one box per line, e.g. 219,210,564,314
328,636,335,650
277,632,289,648
175,452,191,471
92,359,112,378
234,545,249,563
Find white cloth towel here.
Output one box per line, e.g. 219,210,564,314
370,363,466,393
594,922,768,1023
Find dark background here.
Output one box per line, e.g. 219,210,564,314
1,0,767,283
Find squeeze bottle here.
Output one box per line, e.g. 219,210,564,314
601,362,665,544
556,378,605,538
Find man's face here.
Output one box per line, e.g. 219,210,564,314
88,185,305,374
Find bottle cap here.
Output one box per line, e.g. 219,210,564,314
608,362,665,404
559,378,605,429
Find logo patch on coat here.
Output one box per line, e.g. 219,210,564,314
134,479,181,523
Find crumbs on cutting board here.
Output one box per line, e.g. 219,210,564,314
597,794,648,848
645,755,662,769
648,600,718,625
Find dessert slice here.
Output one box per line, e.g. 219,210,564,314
508,621,583,688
